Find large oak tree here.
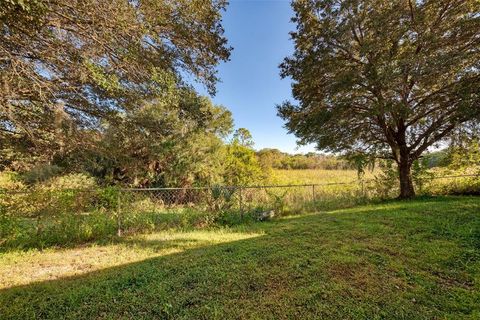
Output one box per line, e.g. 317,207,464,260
279,0,480,198
0,0,231,167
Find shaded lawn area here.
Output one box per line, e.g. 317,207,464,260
1,196,479,319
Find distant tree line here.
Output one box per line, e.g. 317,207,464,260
256,143,480,172
256,149,352,170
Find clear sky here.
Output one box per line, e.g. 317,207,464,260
195,0,316,154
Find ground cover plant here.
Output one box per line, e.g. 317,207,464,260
1,196,479,319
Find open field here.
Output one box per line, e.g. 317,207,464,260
1,196,479,319
269,169,369,185
270,168,480,197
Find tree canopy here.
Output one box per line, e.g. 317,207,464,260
79,88,234,187
0,0,231,165
278,0,480,198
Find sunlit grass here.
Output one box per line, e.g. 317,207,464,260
0,229,262,289
1,196,479,319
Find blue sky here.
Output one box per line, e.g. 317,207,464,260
195,0,316,154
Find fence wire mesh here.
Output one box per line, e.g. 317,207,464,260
1,174,479,249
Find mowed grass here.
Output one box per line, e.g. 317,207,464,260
1,196,479,319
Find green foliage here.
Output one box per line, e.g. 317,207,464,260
0,0,46,14
279,0,480,198
161,132,228,188
369,161,398,199
232,127,254,148
84,60,122,94
226,129,263,187
95,187,120,210
257,148,351,170
0,171,24,190
208,186,236,212
421,150,450,168
427,176,480,196
21,164,63,185
411,158,435,194
344,153,376,179
0,188,230,250
447,139,480,172
3,165,480,250
223,141,264,186
39,173,97,190
70,88,234,188
1,0,231,169
265,189,288,214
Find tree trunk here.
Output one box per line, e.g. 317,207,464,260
398,157,415,199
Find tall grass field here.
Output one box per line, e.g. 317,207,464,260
269,169,368,185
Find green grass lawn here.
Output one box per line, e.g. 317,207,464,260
1,196,479,319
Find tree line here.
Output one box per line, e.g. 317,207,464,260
256,149,352,170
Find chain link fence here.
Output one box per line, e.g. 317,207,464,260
119,181,368,219
1,174,479,249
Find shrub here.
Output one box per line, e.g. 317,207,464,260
95,187,121,210
207,186,236,211
412,159,435,194
369,161,398,199
223,142,265,186
21,164,63,185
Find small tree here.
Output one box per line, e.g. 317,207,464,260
278,0,480,198
232,128,255,148
82,88,233,187
224,138,264,186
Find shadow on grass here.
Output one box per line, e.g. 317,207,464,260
1,196,479,319
0,193,391,253
0,211,229,252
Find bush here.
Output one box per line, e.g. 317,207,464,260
422,173,480,196
412,159,435,194
369,161,398,199
21,164,63,185
95,187,120,210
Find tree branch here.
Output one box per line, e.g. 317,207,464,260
411,123,456,159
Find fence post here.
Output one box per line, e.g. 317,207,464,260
239,187,244,219
360,179,365,198
117,189,122,237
